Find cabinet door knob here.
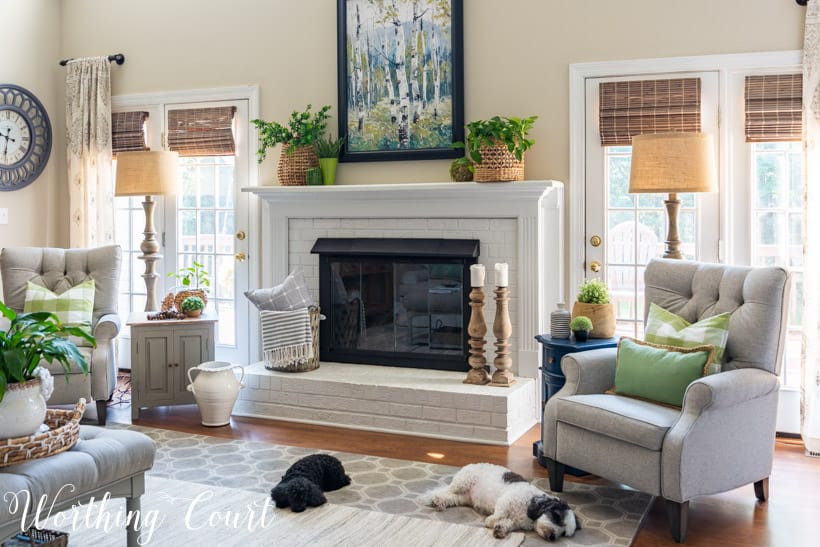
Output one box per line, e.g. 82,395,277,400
547,357,555,364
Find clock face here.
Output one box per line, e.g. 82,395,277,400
0,84,52,191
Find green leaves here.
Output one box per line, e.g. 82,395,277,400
168,261,210,292
315,136,345,159
0,300,94,403
576,278,610,304
252,104,333,163
461,115,538,164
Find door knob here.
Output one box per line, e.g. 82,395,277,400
589,260,602,273
235,252,246,262
236,230,246,241
590,235,602,247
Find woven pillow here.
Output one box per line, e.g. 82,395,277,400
23,279,95,346
644,303,730,374
613,337,714,408
245,270,314,311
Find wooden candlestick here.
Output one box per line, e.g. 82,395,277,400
491,286,515,387
464,286,490,385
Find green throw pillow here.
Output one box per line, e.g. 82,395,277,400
614,337,714,407
644,302,730,373
24,279,95,346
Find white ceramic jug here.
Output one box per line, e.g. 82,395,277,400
186,361,245,427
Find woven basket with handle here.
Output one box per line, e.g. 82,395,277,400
277,144,319,186
473,143,525,182
264,306,322,373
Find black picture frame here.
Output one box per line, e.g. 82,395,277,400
337,0,464,162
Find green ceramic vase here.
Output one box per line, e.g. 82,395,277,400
319,158,338,185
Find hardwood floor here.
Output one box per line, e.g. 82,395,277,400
113,405,820,547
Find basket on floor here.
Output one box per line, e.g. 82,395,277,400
264,307,321,372
277,145,319,186
9,527,69,547
473,143,525,182
0,399,86,468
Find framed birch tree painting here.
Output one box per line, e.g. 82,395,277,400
337,0,464,162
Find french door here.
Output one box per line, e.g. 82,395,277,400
584,72,720,337
163,100,251,363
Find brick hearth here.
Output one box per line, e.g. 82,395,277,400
233,362,537,446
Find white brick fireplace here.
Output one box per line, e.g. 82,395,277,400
240,181,563,445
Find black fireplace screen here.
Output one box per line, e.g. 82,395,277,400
311,238,479,371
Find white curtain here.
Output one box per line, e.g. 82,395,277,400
802,1,820,456
65,57,114,248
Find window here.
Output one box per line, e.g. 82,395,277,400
112,89,256,364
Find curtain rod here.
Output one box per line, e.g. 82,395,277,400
58,53,125,67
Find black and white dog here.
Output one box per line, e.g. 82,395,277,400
271,454,351,512
426,463,579,541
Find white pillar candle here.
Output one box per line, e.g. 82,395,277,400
494,263,509,287
470,264,485,287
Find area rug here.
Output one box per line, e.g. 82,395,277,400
104,425,652,546
53,477,525,547
106,371,131,408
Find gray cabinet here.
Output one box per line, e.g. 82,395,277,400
128,313,217,419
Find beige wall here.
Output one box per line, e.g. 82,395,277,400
8,0,807,251
1,0,63,254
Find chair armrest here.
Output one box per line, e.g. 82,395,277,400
662,368,780,502
681,368,779,414
559,348,618,396
93,313,121,342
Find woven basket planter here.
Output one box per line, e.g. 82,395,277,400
473,143,525,182
174,289,208,312
264,306,322,373
0,399,85,467
277,145,319,186
571,302,616,339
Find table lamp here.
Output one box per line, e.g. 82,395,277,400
115,150,179,311
628,132,717,259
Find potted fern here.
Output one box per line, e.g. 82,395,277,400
454,115,537,182
0,301,94,438
316,135,344,185
252,104,331,186
571,278,616,338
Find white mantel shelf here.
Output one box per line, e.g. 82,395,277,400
243,180,564,382
243,180,562,204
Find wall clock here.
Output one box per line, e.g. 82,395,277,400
0,84,52,191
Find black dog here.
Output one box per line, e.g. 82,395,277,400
271,454,351,512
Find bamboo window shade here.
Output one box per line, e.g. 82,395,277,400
112,111,149,155
745,74,803,142
167,106,237,156
599,78,702,146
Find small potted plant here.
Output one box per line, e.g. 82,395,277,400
569,316,593,342
449,156,474,182
252,104,331,186
315,135,344,185
0,301,94,438
180,295,206,318
168,261,210,311
453,115,537,182
572,278,615,338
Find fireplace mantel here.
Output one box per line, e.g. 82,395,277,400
243,180,564,379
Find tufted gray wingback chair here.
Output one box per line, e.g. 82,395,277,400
542,259,790,542
0,246,122,425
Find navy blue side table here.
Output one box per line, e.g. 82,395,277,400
532,333,619,474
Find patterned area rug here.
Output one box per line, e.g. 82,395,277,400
54,477,526,547
107,370,131,408
109,425,652,546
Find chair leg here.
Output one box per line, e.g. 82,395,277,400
754,477,769,502
544,457,565,492
96,399,108,426
664,499,689,543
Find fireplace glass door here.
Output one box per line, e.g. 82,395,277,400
323,259,470,370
